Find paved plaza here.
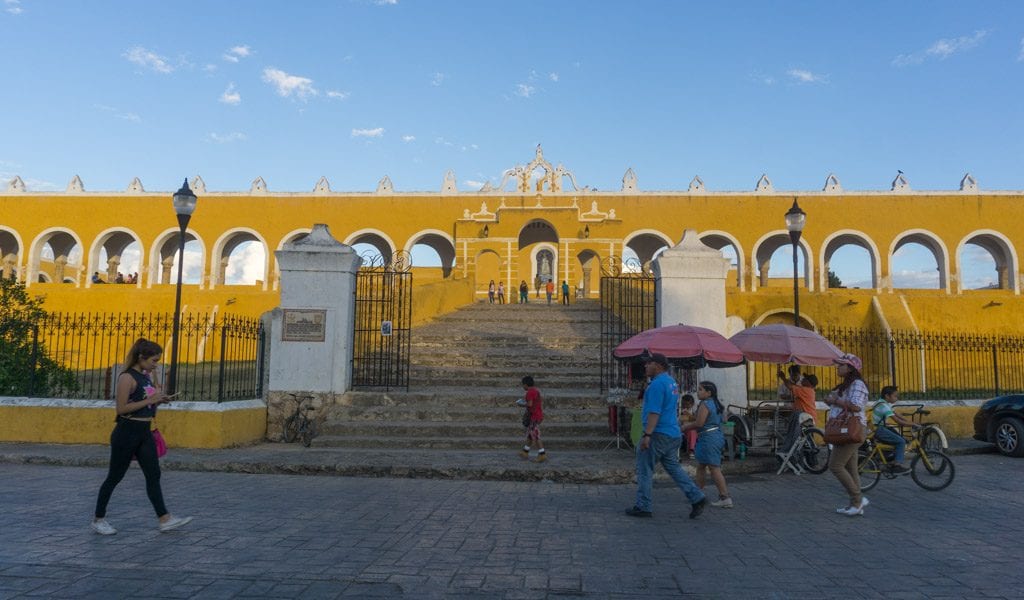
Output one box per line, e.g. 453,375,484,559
0,453,1021,599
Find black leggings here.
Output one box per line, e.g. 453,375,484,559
94,419,168,518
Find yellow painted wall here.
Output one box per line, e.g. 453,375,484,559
0,400,266,448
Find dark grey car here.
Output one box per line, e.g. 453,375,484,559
974,395,1024,457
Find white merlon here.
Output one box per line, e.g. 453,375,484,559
621,168,638,193
441,170,457,194
689,175,705,193
891,172,910,192
190,175,207,194
314,176,331,194
251,176,267,194
823,173,842,193
126,177,144,193
66,175,85,193
7,176,26,193
755,174,773,193
960,173,978,192
376,175,394,194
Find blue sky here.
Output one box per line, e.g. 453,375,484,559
2,0,1022,287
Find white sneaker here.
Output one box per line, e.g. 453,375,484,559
158,515,193,533
91,519,117,535
836,506,863,517
859,496,870,510
710,497,734,509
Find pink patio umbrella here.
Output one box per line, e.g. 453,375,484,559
728,324,845,366
613,324,746,369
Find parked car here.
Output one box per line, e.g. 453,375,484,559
974,395,1024,457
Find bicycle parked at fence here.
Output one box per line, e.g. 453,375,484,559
282,393,319,448
857,424,954,491
775,417,831,475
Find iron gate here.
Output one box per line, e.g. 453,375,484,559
352,252,412,390
599,256,656,391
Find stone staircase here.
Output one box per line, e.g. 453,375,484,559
312,301,613,450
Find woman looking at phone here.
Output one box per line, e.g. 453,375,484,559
91,338,192,535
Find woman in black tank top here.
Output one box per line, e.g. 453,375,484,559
91,338,193,535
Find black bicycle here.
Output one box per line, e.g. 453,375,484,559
283,393,318,447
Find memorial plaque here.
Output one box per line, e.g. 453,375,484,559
282,309,327,342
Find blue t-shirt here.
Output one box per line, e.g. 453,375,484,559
641,372,682,438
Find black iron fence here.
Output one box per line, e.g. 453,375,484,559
747,326,1024,401
599,256,656,391
351,252,412,390
7,312,264,402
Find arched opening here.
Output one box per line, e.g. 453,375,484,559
90,229,143,286
30,229,83,287
271,229,312,290
821,231,879,290
577,249,599,299
0,228,21,280
346,230,395,267
699,232,744,288
753,232,812,291
752,309,817,330
957,231,1018,292
624,231,672,271
518,220,558,250
406,230,456,279
476,250,501,298
890,231,947,290
152,229,205,286
213,230,268,286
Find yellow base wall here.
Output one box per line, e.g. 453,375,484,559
809,406,979,440
0,399,267,448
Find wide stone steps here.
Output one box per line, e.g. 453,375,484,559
332,405,605,423
319,420,608,438
408,355,599,369
343,389,606,409
310,435,614,450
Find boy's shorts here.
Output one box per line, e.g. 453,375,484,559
526,420,542,441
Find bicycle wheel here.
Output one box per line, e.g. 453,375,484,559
799,428,830,474
911,450,955,491
300,419,317,448
283,414,300,443
920,428,943,453
857,450,881,492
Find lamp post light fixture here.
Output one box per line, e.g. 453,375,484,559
168,179,198,396
784,198,806,327
481,224,489,238
583,224,590,239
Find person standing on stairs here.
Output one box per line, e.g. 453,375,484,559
518,375,547,462
497,281,506,304
545,279,555,304
488,280,496,304
561,280,570,305
519,280,529,304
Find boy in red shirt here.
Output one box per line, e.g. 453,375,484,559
518,376,546,462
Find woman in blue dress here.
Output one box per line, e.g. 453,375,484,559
684,381,734,508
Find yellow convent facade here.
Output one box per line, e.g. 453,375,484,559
2,148,1022,334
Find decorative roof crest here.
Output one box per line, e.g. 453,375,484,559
823,173,842,193
6,176,26,193
126,177,144,193
441,170,457,194
891,171,910,192
250,177,267,194
313,176,331,194
493,145,580,193
688,175,705,193
66,175,85,193
959,173,978,193
190,175,206,194
621,168,638,193
376,175,394,194
755,173,773,193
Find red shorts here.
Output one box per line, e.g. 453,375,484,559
526,420,542,441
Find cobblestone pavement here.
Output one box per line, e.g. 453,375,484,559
1,454,1021,599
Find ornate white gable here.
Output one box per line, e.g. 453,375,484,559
493,145,580,193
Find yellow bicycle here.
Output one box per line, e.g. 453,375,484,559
857,425,955,492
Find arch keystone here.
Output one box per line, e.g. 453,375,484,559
375,175,394,194
6,176,26,193
755,173,773,193
126,177,144,193
959,173,978,192
891,172,910,192
313,176,331,194
822,173,842,193
621,168,638,192
66,175,85,193
441,170,457,194
688,175,705,193
250,177,267,194
190,175,206,194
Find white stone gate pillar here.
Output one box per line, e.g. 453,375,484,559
268,224,362,395
652,229,747,406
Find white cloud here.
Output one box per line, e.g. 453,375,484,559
434,137,453,147
326,90,350,100
5,0,23,15
203,64,218,73
117,112,141,123
787,68,827,84
402,135,416,142
224,241,267,285
515,83,535,98
219,83,241,105
222,45,251,63
376,0,398,5
1018,38,1024,62
892,30,988,67
549,72,559,82
431,72,445,86
464,180,485,189
123,46,174,73
262,67,318,99
352,127,384,138
207,132,247,143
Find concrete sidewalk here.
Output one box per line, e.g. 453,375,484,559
0,439,993,484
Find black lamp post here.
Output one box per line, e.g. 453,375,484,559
785,198,806,327
168,179,197,395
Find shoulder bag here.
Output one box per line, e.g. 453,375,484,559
823,410,865,445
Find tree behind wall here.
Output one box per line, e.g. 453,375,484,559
0,278,77,396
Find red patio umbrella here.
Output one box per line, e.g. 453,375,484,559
613,324,746,369
728,324,844,366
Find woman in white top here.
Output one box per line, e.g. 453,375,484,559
824,354,869,516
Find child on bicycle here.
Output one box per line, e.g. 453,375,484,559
871,386,919,475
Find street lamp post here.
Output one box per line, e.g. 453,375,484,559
785,198,806,328
168,179,198,396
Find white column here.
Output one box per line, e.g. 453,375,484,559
652,229,746,405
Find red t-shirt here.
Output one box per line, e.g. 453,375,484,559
791,386,817,425
525,387,543,421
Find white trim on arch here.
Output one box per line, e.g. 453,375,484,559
698,230,746,291
0,225,25,279
210,227,271,290
148,227,207,289
888,228,951,293
26,227,85,288
954,229,1020,294
623,229,674,250
750,230,814,293
271,228,314,291
817,229,882,292
402,229,455,255
86,227,144,289
344,228,397,259
751,308,820,331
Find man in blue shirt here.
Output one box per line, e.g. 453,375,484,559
626,352,707,519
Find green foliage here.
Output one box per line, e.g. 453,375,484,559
0,278,77,396
827,269,844,289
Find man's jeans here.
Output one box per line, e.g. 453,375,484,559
874,425,907,464
635,433,705,512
